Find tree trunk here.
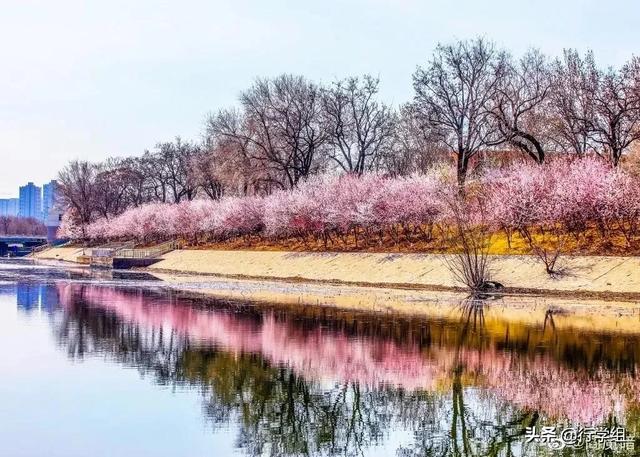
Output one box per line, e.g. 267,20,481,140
511,131,545,164
457,153,469,191
612,148,622,167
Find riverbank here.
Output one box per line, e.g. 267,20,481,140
147,249,640,298
32,246,87,263
26,247,640,334
34,247,640,298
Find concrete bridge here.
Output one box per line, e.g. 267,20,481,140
0,236,48,257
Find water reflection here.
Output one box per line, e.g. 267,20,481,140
12,282,61,313
0,258,161,285
43,283,640,455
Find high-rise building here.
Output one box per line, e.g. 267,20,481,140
42,180,59,222
0,198,19,216
19,182,42,219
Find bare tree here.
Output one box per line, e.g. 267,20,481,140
491,49,551,163
382,103,446,176
0,216,46,236
57,160,97,237
412,38,507,188
552,51,640,165
207,109,288,193
93,158,141,219
590,62,640,166
118,157,149,208
192,146,225,200
58,157,150,230
549,49,598,157
155,137,201,202
442,194,495,292
208,75,326,189
140,150,170,202
322,75,397,174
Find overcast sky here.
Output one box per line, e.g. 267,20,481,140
1,0,639,197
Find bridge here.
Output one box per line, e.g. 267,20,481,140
0,236,48,257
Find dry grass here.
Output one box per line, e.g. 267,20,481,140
177,225,640,257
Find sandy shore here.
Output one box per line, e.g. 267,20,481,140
32,246,88,263
148,249,640,297
35,247,640,296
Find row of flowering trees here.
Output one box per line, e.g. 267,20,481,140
58,38,640,236
59,157,640,252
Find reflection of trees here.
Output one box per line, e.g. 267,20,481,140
53,285,640,455
442,298,639,457
56,300,436,456
182,349,436,456
451,297,490,455
56,300,190,383
405,297,539,457
53,287,556,457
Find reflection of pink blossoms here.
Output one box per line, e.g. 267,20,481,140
58,284,640,425
464,349,628,425
58,284,440,390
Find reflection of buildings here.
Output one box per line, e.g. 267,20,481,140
16,283,59,313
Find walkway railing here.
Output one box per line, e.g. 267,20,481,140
30,243,50,254
90,241,136,258
114,241,176,259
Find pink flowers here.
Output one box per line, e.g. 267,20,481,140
485,156,640,241
64,157,640,248
58,283,640,424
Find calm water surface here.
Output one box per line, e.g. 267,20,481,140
1,259,640,456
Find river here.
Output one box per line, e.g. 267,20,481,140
0,259,639,456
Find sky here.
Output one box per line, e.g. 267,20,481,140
1,0,639,197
